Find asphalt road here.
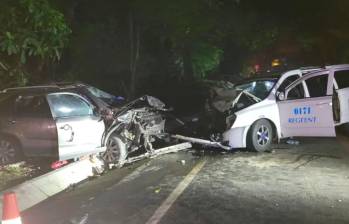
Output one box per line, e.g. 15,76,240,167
22,136,349,224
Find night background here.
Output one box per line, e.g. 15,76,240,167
3,1,349,223
1,0,349,110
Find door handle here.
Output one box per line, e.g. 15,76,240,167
60,124,75,142
8,120,16,124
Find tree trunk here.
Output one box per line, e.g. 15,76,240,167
182,43,194,81
129,11,140,99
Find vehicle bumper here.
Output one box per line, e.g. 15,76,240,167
223,126,248,148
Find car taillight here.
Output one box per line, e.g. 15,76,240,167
226,114,236,130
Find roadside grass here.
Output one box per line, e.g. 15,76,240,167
0,162,35,191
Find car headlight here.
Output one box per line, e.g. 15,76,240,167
226,114,236,130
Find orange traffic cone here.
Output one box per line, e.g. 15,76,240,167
2,192,22,224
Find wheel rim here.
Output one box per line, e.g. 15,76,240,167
102,138,121,163
0,140,16,165
256,125,270,146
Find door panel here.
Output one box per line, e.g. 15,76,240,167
13,95,57,157
333,69,349,124
278,96,335,138
47,93,106,161
337,88,349,124
278,71,335,138
56,116,105,160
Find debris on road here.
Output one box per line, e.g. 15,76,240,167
155,187,161,194
172,134,231,150
286,138,300,145
51,160,69,170
107,142,192,169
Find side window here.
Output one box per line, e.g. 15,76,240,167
334,70,349,89
287,83,305,100
305,74,328,97
15,95,51,118
47,94,93,118
0,94,14,115
278,75,300,92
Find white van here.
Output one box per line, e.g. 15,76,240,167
223,64,349,152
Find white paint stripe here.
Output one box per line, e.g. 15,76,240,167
145,159,207,224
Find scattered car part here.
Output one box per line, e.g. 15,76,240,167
171,134,231,151
50,160,68,170
107,142,192,169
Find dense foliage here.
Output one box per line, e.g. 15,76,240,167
1,0,349,100
0,0,71,88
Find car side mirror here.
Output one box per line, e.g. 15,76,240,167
277,91,285,101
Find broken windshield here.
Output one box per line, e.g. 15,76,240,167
235,79,277,100
85,85,125,107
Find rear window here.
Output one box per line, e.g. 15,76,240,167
15,95,51,118
334,70,349,89
0,94,14,115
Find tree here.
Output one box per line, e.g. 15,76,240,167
0,0,71,88
130,0,225,80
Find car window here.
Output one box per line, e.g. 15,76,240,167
305,74,328,97
278,75,300,92
334,70,349,89
15,95,51,118
287,83,305,100
47,94,93,118
0,94,14,115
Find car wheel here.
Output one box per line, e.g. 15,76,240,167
0,138,20,166
247,119,273,152
102,135,127,167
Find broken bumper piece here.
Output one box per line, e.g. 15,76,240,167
171,134,232,151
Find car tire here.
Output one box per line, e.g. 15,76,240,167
0,137,21,166
247,119,273,152
102,135,127,167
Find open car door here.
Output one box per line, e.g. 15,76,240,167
47,93,106,161
277,71,336,138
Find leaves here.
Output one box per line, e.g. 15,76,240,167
0,0,71,87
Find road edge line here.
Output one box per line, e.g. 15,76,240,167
145,159,207,224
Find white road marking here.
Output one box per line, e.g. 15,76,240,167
145,159,207,224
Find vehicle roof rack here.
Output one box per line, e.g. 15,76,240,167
1,82,86,93
299,66,323,71
1,85,59,93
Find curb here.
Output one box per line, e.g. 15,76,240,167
0,159,96,218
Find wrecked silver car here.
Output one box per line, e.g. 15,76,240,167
0,83,181,166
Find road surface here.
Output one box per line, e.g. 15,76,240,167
22,136,349,224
